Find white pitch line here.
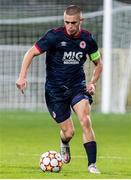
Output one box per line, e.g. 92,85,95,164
3,152,131,160
72,155,131,160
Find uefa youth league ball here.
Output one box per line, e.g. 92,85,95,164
40,150,63,172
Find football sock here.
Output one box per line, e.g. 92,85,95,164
61,138,69,145
83,141,97,166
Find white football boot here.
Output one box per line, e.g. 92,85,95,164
60,140,71,164
88,163,101,174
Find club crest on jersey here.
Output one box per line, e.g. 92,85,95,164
62,51,83,64
80,41,86,49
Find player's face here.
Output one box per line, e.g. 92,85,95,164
64,13,83,36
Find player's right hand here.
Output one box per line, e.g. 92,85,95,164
16,78,27,94
86,83,96,95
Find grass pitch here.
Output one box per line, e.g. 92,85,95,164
0,111,131,179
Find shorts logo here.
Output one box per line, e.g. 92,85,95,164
62,51,83,64
80,41,86,49
52,111,56,118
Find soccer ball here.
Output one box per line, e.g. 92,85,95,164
39,150,63,172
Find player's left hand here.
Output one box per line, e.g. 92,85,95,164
86,83,96,95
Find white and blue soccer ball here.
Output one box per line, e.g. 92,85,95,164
39,150,63,172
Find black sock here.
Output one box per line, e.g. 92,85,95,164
61,138,69,145
83,141,97,166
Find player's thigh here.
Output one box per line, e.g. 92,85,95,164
73,99,91,116
73,99,92,127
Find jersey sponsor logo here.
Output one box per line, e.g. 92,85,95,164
80,41,86,49
62,51,83,64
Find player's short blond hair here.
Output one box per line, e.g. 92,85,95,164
64,5,82,16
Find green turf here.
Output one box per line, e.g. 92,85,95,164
0,111,131,179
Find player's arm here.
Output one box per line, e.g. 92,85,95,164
16,45,41,93
87,51,103,95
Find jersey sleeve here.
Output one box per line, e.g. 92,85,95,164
88,34,101,61
34,30,55,53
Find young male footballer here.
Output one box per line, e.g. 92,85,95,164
16,5,103,174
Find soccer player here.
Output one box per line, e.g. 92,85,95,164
16,5,103,174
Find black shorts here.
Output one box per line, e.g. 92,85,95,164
45,85,93,123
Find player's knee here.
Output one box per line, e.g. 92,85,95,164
64,128,75,140
80,115,91,129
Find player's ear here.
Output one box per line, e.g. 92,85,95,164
80,18,84,25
